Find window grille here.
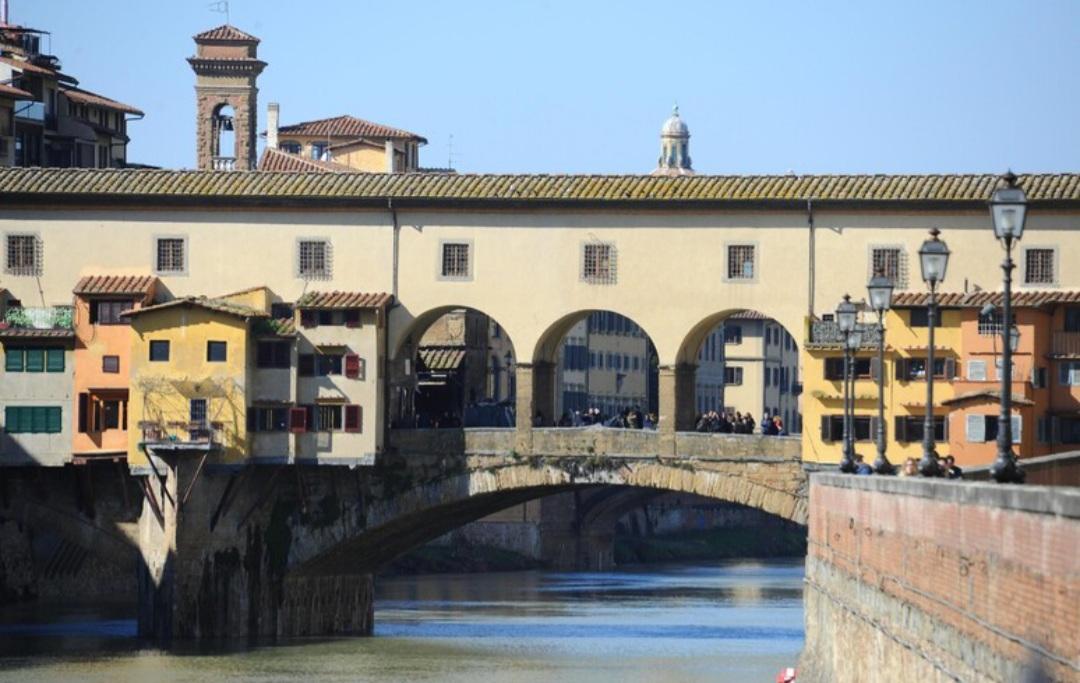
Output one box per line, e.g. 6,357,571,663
977,309,1013,337
727,244,755,280
5,233,41,276
582,242,617,284
1024,248,1055,285
870,247,908,288
155,238,185,273
298,240,332,280
441,243,470,278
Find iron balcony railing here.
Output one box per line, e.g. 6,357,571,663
139,420,222,448
808,320,882,347
2,306,74,330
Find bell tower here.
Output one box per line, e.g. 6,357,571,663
188,25,266,171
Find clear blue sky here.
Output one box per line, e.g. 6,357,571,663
17,0,1080,174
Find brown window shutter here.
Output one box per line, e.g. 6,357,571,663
345,354,361,379
345,405,362,433
78,393,89,433
944,357,956,380
941,414,950,441
289,407,307,433
821,415,833,442
894,416,908,442
894,358,907,381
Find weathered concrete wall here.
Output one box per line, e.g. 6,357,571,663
801,473,1080,683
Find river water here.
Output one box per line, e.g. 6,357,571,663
0,559,804,682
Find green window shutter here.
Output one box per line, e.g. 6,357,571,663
4,406,19,433
45,348,64,372
45,348,64,373
31,406,48,433
46,407,62,434
25,349,45,373
4,348,24,372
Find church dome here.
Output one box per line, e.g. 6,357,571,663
661,106,689,137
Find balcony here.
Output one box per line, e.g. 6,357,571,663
139,421,222,451
1051,331,1080,357
807,319,881,348
1,306,74,332
14,100,45,123
211,156,236,171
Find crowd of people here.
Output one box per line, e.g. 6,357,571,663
852,453,964,479
552,407,657,430
693,410,788,436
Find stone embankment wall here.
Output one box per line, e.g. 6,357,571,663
800,473,1079,683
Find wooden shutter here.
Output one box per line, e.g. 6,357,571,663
944,358,955,380
870,356,880,382
894,416,908,443
966,414,985,443
894,358,907,381
345,354,361,379
4,348,23,372
289,407,307,433
1051,416,1061,444
1011,415,1022,445
941,414,949,441
1037,416,1049,444
869,416,879,443
820,415,833,442
77,393,88,433
344,405,362,433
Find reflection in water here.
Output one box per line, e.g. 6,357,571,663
0,559,804,683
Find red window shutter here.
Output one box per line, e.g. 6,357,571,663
345,354,361,379
289,407,308,433
345,405,362,433
300,310,318,328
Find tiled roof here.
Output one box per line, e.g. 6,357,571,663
61,87,143,116
277,115,426,142
942,389,1035,407
0,55,55,76
295,291,393,309
123,296,267,320
1,170,1078,206
193,24,260,42
728,309,771,320
0,327,74,340
253,317,296,337
327,138,383,151
419,346,467,371
0,82,33,99
257,148,360,174
74,274,156,297
892,290,1080,308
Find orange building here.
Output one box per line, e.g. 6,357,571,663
71,275,157,461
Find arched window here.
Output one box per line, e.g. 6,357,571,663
212,104,236,170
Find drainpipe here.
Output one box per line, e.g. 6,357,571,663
386,197,401,432
807,198,816,318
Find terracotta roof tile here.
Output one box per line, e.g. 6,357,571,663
419,346,466,371
1,170,1078,205
61,87,143,116
254,317,296,337
193,24,260,42
892,290,1080,308
123,296,267,320
0,327,74,340
295,291,393,309
277,114,426,143
942,390,1035,407
74,274,157,297
0,82,33,99
257,148,360,174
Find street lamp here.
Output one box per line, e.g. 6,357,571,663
867,270,895,475
504,351,515,402
836,294,859,473
918,228,950,476
989,172,1028,484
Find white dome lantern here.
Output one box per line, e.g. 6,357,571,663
652,105,694,176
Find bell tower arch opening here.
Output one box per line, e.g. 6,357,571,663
188,24,266,171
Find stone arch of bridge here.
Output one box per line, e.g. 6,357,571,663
293,458,806,577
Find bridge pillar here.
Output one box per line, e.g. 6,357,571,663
514,361,555,453
136,458,373,643
658,363,697,454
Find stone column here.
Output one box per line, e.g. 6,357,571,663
657,363,697,455
514,363,535,454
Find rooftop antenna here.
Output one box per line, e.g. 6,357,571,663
208,0,230,25
447,133,455,170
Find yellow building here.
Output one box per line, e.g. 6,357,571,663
802,304,962,465
124,296,264,467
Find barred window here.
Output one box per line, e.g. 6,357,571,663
298,240,331,279
977,308,1014,337
5,233,40,276
1024,248,1055,285
870,246,907,288
582,243,616,284
155,237,185,274
727,244,755,280
441,242,470,278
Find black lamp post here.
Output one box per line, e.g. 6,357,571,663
504,351,515,402
836,294,859,473
867,270,895,475
989,172,1028,484
918,228,950,477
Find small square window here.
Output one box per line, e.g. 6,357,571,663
207,341,227,362
870,246,907,288
727,244,755,280
441,242,471,278
1024,248,1055,285
91,300,132,325
5,233,40,276
582,243,616,284
102,355,120,373
298,240,331,279
155,237,186,274
149,340,170,362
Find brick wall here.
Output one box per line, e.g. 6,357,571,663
800,473,1080,682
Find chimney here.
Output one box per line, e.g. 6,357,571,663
385,139,395,173
1,0,9,25
267,102,280,151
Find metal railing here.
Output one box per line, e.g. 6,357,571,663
809,320,881,346
139,420,221,446
211,156,237,171
2,306,74,330
1051,331,1080,357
